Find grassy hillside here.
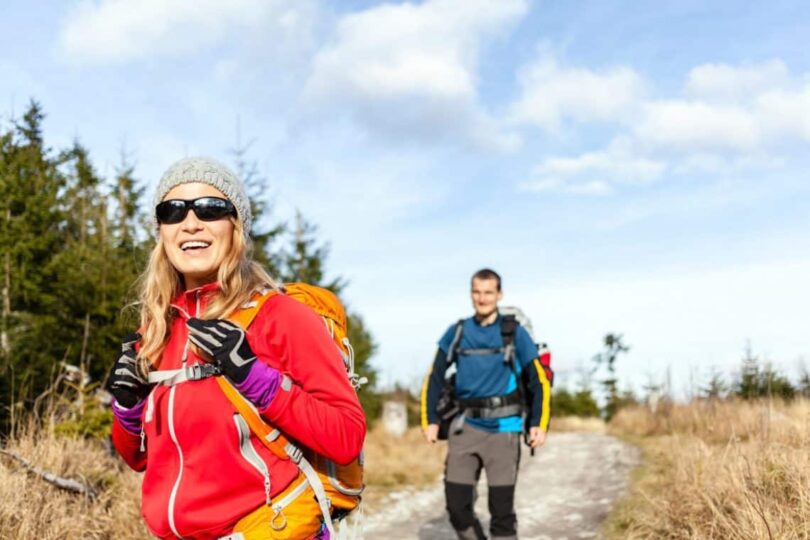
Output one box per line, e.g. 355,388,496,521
0,420,147,539
606,399,810,539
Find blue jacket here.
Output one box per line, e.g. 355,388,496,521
421,313,551,433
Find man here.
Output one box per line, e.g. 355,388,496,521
421,268,551,540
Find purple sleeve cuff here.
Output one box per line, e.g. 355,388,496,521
235,360,281,410
314,522,330,539
112,399,146,435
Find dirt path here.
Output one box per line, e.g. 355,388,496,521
352,432,640,540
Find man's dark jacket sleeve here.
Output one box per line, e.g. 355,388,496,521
421,347,449,427
523,353,552,432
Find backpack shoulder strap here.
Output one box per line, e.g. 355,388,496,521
216,377,291,460
221,285,339,536
446,319,465,367
217,286,289,458
500,314,518,365
500,314,518,344
227,287,279,330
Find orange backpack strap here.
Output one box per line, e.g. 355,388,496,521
228,287,278,329
216,377,291,460
220,284,355,535
219,287,293,460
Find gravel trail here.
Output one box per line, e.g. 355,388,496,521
353,432,640,540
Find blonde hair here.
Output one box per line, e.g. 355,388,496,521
137,218,280,372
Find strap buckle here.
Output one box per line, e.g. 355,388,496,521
284,442,303,464
184,363,220,381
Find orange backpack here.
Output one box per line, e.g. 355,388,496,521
222,283,366,533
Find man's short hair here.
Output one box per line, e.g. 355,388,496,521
471,268,502,291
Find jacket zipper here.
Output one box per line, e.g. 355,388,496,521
166,382,184,538
166,290,199,539
271,476,308,511
233,414,272,507
141,392,156,452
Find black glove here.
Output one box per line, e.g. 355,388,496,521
186,318,256,384
107,332,152,409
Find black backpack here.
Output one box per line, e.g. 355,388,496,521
435,315,523,440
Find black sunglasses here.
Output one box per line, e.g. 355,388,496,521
155,197,237,225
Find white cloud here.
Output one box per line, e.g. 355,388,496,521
518,59,810,193
685,59,790,102
509,51,647,130
634,100,762,152
634,60,810,154
59,0,316,64
301,0,527,150
521,141,666,195
518,58,810,195
567,180,613,196
758,86,810,142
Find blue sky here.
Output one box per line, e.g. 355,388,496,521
3,0,810,396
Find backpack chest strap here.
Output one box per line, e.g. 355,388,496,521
147,363,221,386
457,347,505,356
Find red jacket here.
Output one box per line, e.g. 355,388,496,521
112,283,366,539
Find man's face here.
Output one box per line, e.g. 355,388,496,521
471,277,503,319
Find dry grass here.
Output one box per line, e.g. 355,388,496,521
551,415,606,433
0,417,444,537
606,399,810,539
0,420,148,539
362,424,445,510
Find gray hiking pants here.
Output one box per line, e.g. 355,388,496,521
445,424,521,540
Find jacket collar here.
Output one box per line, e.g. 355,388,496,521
473,311,501,327
170,282,221,319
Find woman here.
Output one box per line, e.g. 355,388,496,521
108,157,366,539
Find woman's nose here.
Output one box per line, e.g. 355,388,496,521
180,209,203,231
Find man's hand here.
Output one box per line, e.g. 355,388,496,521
423,424,439,444
186,318,257,384
108,332,152,409
528,427,546,449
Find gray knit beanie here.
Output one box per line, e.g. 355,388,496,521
153,156,252,237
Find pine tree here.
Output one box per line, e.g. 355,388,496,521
229,125,283,276
593,333,630,421
736,341,759,399
276,212,379,418
798,364,810,398
759,362,795,400
44,144,115,386
702,368,727,400
282,212,344,292
111,149,145,249
733,343,795,401
551,387,600,417
95,152,148,382
0,105,150,429
0,102,67,423
0,118,13,364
